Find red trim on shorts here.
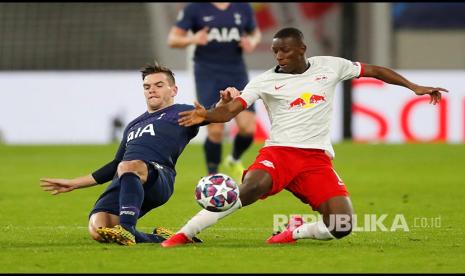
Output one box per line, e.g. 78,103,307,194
236,97,248,110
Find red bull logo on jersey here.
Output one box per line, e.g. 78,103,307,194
288,93,326,109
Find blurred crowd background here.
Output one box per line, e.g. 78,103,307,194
1,3,464,71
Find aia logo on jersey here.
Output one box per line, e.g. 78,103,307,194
208,27,240,42
127,124,155,143
288,93,326,109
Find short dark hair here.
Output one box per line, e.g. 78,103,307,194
273,27,304,43
140,61,176,84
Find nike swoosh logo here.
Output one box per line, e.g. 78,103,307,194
203,16,214,22
275,84,286,90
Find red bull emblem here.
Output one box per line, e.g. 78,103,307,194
288,93,326,109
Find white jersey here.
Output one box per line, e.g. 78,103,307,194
237,56,363,158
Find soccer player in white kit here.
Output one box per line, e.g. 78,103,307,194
162,27,448,247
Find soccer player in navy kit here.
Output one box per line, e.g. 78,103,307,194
40,62,235,245
168,2,261,183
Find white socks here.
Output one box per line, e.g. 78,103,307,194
179,198,242,239
292,220,335,241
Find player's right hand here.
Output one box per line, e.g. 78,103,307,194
178,101,207,127
193,27,209,46
40,178,76,195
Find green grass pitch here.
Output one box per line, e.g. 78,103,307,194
0,142,464,273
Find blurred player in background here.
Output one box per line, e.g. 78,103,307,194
40,62,235,246
162,27,448,247
167,2,262,183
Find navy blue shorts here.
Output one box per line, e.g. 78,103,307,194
194,62,255,112
89,161,175,219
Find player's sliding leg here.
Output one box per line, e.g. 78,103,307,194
100,171,142,245
96,161,157,245
267,196,354,243
89,211,162,245
114,161,178,245
161,201,242,247
161,170,273,247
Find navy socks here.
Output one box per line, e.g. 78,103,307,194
204,138,222,174
118,172,144,234
232,134,253,160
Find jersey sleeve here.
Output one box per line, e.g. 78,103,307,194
237,78,261,109
243,3,257,33
175,4,195,31
334,57,364,81
91,125,128,184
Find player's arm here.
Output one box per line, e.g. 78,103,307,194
167,26,209,48
179,97,244,127
240,28,262,54
40,174,98,195
362,64,448,105
40,158,121,195
40,131,126,195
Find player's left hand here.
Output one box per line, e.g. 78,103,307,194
40,178,76,195
411,85,448,105
178,101,207,126
239,36,255,54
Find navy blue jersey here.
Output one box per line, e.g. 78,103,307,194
176,3,256,70
113,104,199,171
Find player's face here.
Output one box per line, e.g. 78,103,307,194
143,73,178,112
271,37,306,74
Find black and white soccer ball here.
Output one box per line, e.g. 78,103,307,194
195,173,240,212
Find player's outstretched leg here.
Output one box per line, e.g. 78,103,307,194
161,170,272,248
267,196,354,244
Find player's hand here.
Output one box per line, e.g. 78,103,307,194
411,84,448,105
40,178,76,195
217,87,241,106
239,36,255,54
178,101,207,126
193,27,209,46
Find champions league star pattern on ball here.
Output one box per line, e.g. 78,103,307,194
195,173,239,212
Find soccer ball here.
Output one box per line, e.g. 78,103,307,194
195,173,240,212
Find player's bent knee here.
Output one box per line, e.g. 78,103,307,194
118,160,145,172
117,160,148,180
329,214,353,239
331,227,353,239
88,212,119,242
239,178,271,206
